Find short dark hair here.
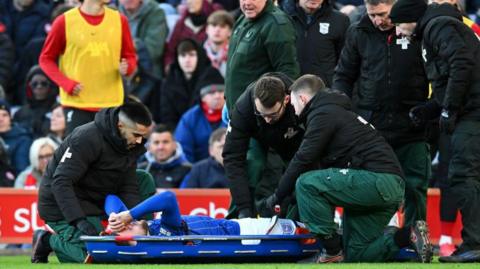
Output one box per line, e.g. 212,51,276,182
207,10,234,28
118,101,152,127
253,76,286,108
177,39,197,56
209,127,227,146
289,74,326,95
152,124,173,136
364,0,395,5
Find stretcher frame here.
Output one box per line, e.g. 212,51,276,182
81,234,322,263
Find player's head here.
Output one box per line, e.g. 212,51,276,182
117,220,149,236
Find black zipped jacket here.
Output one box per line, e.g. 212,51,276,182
223,73,304,211
275,89,404,202
38,107,145,223
282,0,350,86
333,15,429,148
416,3,480,120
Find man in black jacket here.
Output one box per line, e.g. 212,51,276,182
282,0,350,86
390,0,480,263
259,74,432,263
33,101,152,263
223,72,304,218
333,0,430,228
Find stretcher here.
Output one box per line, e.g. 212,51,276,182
81,234,322,263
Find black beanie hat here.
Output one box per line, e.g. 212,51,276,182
390,0,428,23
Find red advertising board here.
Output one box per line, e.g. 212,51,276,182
0,188,462,244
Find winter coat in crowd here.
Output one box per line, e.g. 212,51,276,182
137,143,192,188
282,0,350,86
181,156,227,188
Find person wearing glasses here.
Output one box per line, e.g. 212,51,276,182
13,65,58,139
223,72,305,219
14,137,57,189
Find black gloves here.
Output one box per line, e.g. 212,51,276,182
439,109,458,135
409,101,441,127
238,208,253,219
256,193,279,217
75,219,98,236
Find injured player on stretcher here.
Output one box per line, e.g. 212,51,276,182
106,191,304,236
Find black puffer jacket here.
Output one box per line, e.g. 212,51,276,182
275,89,404,201
223,73,304,211
417,3,480,120
333,14,429,147
282,0,350,86
38,108,145,223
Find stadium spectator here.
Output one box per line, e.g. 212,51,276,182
13,65,58,139
0,23,14,99
163,0,221,69
203,10,234,77
14,137,57,189
333,0,430,229
223,73,304,218
0,100,32,174
137,124,191,188
260,74,432,263
119,0,169,79
175,84,226,163
0,137,16,187
13,3,73,105
391,0,480,262
282,0,350,87
160,39,223,129
47,104,66,146
39,0,137,135
0,0,50,104
181,127,228,188
32,101,152,263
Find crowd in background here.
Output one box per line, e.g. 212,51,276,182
0,0,480,258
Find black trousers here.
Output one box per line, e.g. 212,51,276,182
63,107,97,136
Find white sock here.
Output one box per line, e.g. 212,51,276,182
439,235,453,245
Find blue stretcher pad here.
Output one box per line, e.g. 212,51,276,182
81,234,322,263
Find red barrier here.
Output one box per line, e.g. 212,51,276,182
0,188,462,244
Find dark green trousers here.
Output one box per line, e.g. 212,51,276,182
394,142,431,227
449,121,480,248
296,168,404,262
48,217,103,263
47,170,156,263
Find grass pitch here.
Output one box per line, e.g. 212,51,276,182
1,256,479,269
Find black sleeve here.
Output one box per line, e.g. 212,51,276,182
427,23,476,110
332,25,360,97
275,111,336,202
222,104,257,211
51,133,100,223
334,15,351,63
